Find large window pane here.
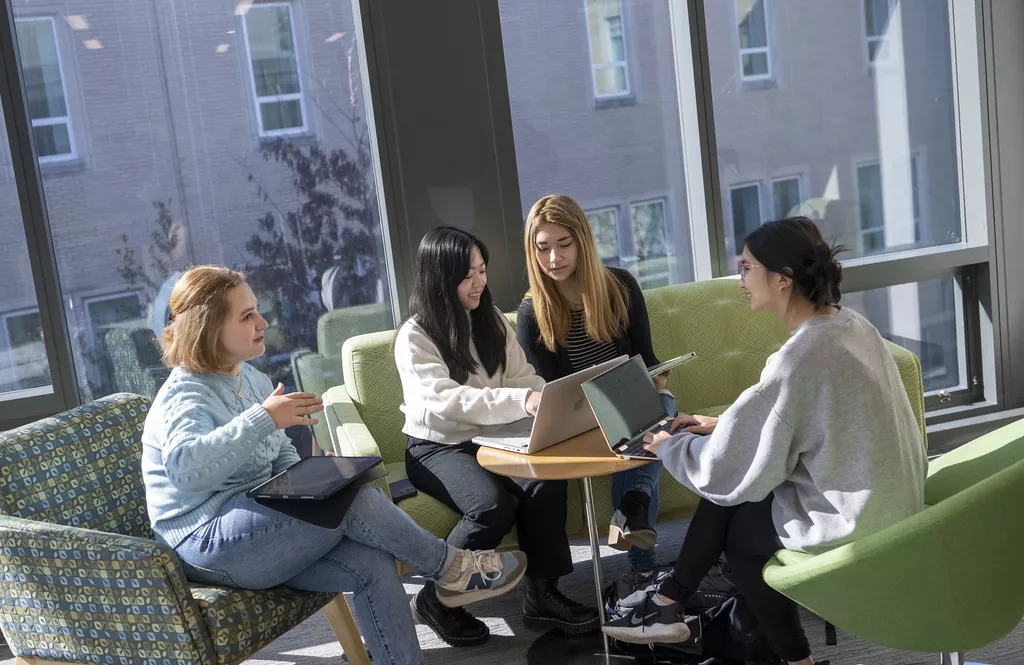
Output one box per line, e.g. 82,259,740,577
8,0,394,451
500,0,694,287
706,0,962,269
844,277,962,394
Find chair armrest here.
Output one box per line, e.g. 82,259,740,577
323,385,390,498
0,514,213,664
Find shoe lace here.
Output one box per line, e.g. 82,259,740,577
545,584,586,612
442,604,480,629
466,549,503,582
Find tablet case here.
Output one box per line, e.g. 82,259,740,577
252,467,388,529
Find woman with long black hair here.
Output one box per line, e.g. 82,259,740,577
396,226,600,646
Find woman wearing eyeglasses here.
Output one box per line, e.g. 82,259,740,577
602,217,926,665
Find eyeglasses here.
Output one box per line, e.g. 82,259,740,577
738,262,764,281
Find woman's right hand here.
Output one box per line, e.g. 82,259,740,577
262,383,324,428
524,389,542,416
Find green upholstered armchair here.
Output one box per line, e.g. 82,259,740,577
763,419,1024,662
292,302,392,453
0,394,371,665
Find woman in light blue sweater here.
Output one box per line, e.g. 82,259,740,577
141,266,527,665
603,219,925,665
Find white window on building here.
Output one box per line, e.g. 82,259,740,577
736,0,771,80
857,161,885,252
730,183,762,253
1,309,49,391
630,198,669,260
864,0,895,64
15,17,76,162
771,176,801,219
584,0,630,98
242,2,308,136
857,157,921,254
585,206,621,264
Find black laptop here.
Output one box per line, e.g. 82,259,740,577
247,455,386,529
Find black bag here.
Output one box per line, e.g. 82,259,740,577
603,564,774,665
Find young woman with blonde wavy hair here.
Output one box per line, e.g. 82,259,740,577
516,194,678,576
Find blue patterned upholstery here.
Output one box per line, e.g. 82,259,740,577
0,393,342,665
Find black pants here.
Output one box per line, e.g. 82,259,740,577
405,437,574,579
659,496,810,662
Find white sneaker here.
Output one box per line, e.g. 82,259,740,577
435,549,528,607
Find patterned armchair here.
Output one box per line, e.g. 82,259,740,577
0,393,370,665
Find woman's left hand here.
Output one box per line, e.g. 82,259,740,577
653,370,670,392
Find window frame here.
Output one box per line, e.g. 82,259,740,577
240,1,309,138
727,181,763,256
863,0,897,67
0,307,47,394
582,0,633,100
584,204,623,264
769,174,802,220
13,16,77,164
82,291,145,335
735,0,772,82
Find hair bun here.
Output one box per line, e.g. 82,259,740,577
804,243,843,307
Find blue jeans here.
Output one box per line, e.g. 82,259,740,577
176,485,452,665
610,392,677,571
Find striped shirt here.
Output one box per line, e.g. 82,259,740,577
567,309,619,372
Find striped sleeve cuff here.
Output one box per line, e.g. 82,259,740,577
242,404,277,441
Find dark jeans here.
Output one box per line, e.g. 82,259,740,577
659,496,810,662
405,437,574,579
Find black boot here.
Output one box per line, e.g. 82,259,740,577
522,576,600,634
608,489,656,551
411,582,489,646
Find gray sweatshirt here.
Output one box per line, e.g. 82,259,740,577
658,307,926,553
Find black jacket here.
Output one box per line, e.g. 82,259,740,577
516,266,659,381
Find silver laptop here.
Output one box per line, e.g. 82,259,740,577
473,355,629,453
582,355,673,460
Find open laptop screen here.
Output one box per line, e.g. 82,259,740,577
582,355,668,446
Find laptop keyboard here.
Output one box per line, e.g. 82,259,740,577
613,437,658,459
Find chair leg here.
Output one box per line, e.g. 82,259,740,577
323,593,372,665
939,653,966,665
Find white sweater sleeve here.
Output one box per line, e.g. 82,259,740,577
500,317,547,391
655,379,800,506
396,322,536,426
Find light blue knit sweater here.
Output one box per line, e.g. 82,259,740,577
141,363,301,548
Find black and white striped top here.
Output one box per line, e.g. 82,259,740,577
566,309,619,372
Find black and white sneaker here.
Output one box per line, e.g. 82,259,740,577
602,595,689,644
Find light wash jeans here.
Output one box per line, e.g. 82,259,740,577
176,484,452,665
610,391,678,571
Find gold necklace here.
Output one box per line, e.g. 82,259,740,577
230,374,244,399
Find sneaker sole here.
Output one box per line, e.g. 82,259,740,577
435,559,528,608
602,621,690,644
521,612,601,634
608,524,657,551
410,597,490,647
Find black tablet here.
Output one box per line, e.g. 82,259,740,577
247,456,382,500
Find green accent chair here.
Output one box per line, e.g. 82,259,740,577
0,394,372,665
323,277,927,544
291,302,393,452
763,419,1024,663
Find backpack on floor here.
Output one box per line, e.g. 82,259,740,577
603,563,774,665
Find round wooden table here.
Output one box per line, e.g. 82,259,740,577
477,426,654,664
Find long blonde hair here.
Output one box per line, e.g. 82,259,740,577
162,265,246,373
523,194,628,352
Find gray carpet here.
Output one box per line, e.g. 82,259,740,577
2,517,1021,664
